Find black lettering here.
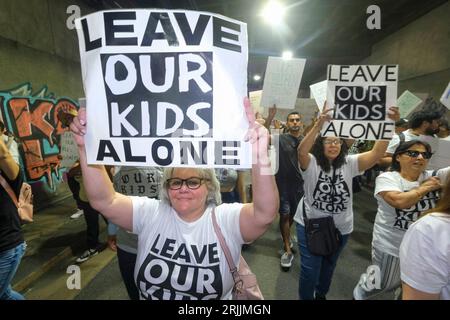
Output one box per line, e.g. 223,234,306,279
150,234,161,254
366,65,383,82
180,141,207,165
339,65,350,81
124,140,146,162
208,243,219,263
104,12,138,46
172,243,191,263
213,17,241,53
160,238,176,258
174,13,210,45
152,140,173,166
191,245,207,264
96,140,120,161
141,12,179,46
81,18,102,52
386,65,397,81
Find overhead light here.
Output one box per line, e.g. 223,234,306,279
253,74,261,81
282,51,293,59
261,1,286,26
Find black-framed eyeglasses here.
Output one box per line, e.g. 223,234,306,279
402,150,433,159
288,118,301,122
166,177,209,190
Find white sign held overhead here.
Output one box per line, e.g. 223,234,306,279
440,82,450,109
249,90,263,114
323,65,398,141
309,80,327,111
397,90,422,118
260,57,306,109
75,9,251,168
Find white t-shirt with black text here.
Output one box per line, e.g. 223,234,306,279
372,167,450,257
400,213,450,300
294,154,362,235
132,197,244,300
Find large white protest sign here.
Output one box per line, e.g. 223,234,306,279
440,82,450,109
322,65,398,140
75,10,250,168
309,80,327,112
397,90,422,118
260,57,306,109
60,131,79,168
249,90,263,114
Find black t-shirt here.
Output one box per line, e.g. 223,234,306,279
275,133,304,188
0,170,24,253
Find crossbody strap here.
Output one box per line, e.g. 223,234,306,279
211,208,241,285
0,173,19,208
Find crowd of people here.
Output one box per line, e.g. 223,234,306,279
1,95,449,300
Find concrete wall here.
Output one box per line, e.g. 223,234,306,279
360,2,450,100
0,0,91,208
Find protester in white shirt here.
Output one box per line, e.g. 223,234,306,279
378,108,441,168
69,99,279,300
295,104,399,300
353,140,449,300
400,176,450,300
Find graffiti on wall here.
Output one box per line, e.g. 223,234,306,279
0,83,79,191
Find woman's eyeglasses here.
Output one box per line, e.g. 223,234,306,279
166,177,209,190
402,150,433,159
323,139,343,146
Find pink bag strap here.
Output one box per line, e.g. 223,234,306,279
211,208,242,285
0,173,19,208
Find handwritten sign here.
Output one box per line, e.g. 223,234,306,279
60,131,79,168
397,90,422,118
309,80,327,112
75,9,250,168
260,57,306,109
322,65,398,140
249,90,263,114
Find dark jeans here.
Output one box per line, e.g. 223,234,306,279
117,247,139,300
80,202,108,249
0,242,26,300
296,223,349,300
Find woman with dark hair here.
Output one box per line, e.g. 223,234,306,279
0,137,25,300
400,175,450,300
353,140,450,300
295,105,399,300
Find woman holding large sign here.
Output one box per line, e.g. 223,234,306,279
69,98,278,300
294,103,399,300
353,140,449,300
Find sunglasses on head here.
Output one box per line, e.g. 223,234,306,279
401,150,433,159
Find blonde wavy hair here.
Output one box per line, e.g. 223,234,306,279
159,167,222,206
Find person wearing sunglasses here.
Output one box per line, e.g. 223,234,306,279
295,103,400,300
69,98,278,300
353,140,450,300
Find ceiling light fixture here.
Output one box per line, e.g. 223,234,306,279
261,1,286,26
282,50,293,59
